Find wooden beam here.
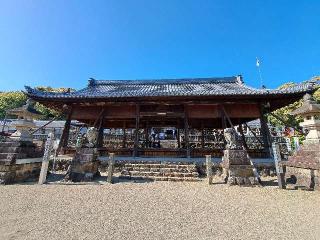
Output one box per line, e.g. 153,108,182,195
57,106,73,154
259,105,273,157
221,105,234,128
93,108,106,127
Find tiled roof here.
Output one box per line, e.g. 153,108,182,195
24,76,318,101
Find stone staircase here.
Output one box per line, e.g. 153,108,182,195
0,141,41,160
119,161,201,181
0,140,43,184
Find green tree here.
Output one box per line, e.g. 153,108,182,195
0,87,74,120
268,78,320,129
0,91,27,118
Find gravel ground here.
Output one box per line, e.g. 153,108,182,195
0,177,319,240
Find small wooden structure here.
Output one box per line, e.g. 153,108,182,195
25,76,316,160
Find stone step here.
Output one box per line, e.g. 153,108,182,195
0,141,35,148
0,146,20,153
0,153,27,160
124,163,196,169
126,171,199,178
119,174,201,182
0,142,22,147
125,167,197,173
120,161,200,182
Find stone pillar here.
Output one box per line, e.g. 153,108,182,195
221,128,257,186
206,155,213,185
64,128,100,182
107,153,115,183
39,133,54,184
272,143,286,189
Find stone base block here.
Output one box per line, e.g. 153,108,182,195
65,161,100,182
285,166,319,190
223,165,257,186
222,149,251,166
64,148,100,182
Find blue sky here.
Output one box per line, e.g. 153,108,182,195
0,0,319,91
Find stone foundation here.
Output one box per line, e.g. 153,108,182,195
64,148,100,182
0,140,43,184
222,149,257,186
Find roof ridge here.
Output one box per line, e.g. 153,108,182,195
87,76,239,86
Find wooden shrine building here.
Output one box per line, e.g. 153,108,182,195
25,75,316,159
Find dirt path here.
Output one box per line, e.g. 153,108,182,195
0,179,319,240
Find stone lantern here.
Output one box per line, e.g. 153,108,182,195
6,99,41,141
282,93,320,190
291,93,320,144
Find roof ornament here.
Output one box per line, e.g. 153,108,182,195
88,78,96,87
303,93,315,104
236,75,244,84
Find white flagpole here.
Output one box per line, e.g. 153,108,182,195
256,57,263,88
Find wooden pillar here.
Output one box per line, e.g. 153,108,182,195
177,128,181,148
145,121,149,148
201,124,205,149
133,104,140,157
184,105,190,158
219,105,227,129
57,106,73,154
260,104,273,157
122,121,126,148
97,113,105,148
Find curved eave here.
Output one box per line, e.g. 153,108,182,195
24,82,318,112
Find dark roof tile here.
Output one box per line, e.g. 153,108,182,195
24,76,318,100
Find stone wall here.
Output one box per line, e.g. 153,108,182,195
0,140,43,184
0,158,42,184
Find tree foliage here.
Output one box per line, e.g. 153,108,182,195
0,91,27,119
268,78,320,129
0,87,74,120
